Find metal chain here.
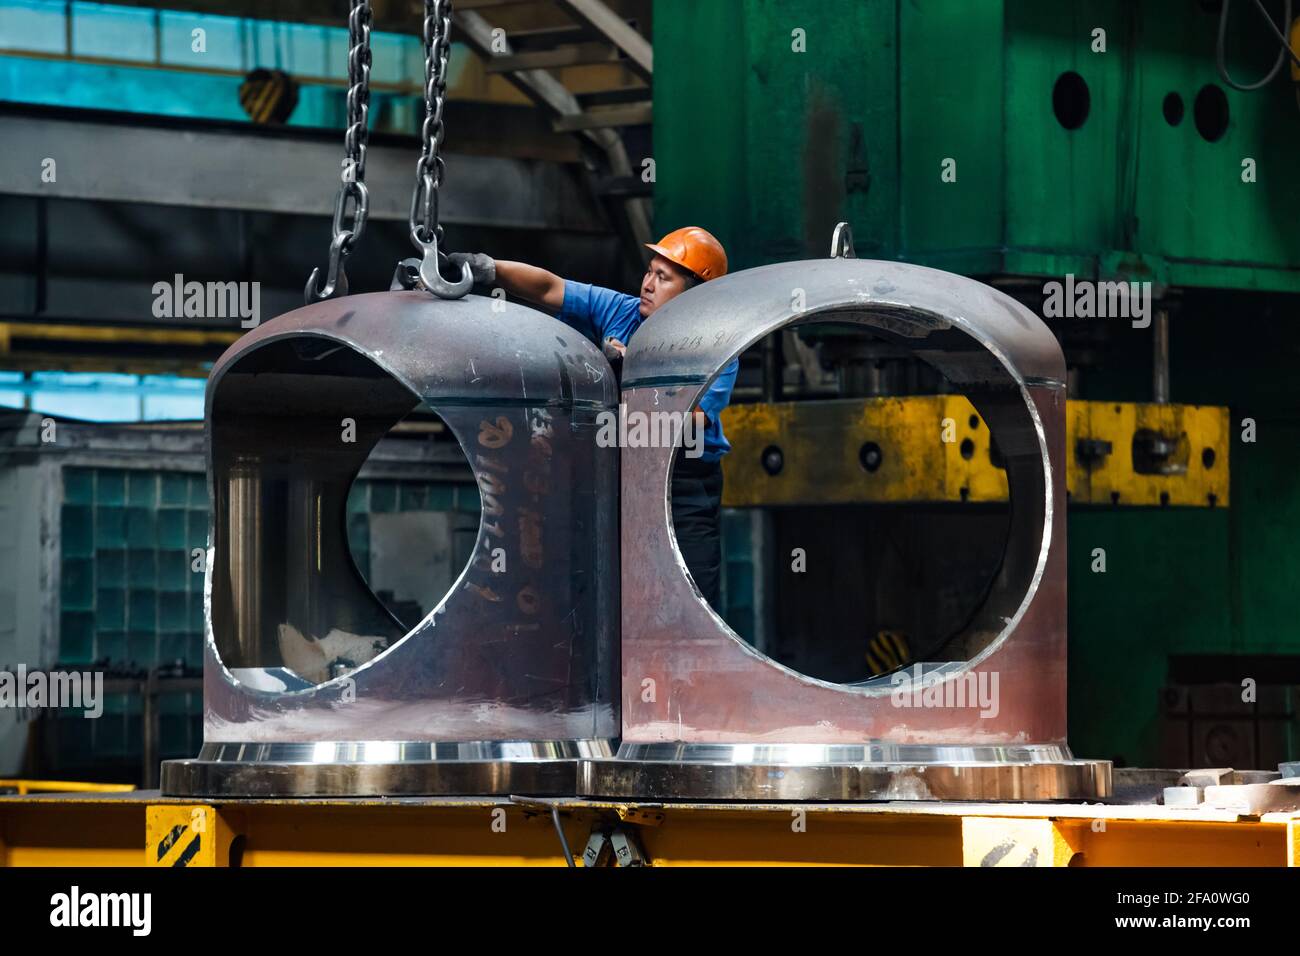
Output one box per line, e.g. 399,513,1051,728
305,0,373,303
411,0,451,248
404,0,472,298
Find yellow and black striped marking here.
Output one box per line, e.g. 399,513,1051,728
865,630,910,675
239,68,300,125
146,805,228,867
156,823,201,867
961,817,1079,867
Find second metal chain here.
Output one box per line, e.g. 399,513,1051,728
305,0,373,303
405,0,472,298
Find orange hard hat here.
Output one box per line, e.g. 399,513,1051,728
645,226,728,281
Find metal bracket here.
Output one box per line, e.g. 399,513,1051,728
609,827,647,866
582,830,611,867
830,221,856,259
390,256,421,291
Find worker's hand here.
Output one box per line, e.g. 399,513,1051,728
602,337,626,362
446,252,496,286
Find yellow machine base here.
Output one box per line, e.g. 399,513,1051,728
1,791,1297,867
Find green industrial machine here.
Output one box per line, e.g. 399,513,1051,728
654,0,1300,768
655,0,1300,288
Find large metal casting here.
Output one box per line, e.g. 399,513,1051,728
580,255,1111,801
162,291,619,797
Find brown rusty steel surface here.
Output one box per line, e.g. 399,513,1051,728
616,258,1069,749
173,291,619,785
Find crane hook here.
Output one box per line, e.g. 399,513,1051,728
305,231,353,303
413,231,473,300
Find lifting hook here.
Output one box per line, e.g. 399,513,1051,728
304,232,353,303
412,230,473,299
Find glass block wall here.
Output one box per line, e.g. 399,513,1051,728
53,686,201,771
52,466,479,777
55,466,209,773
59,467,208,671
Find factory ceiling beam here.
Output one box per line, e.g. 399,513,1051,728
59,3,653,262
553,101,651,131
483,42,622,72
451,8,652,249
0,106,605,232
555,0,652,80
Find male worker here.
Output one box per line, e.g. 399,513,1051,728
449,227,737,608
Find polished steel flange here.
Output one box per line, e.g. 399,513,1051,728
164,740,614,798
580,744,1112,802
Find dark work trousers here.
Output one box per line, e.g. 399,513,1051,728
669,453,724,608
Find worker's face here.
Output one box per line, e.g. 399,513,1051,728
639,255,692,317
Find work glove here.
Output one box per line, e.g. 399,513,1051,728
446,252,496,286
602,336,625,387
602,337,627,363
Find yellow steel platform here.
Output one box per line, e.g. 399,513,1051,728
1,791,1296,867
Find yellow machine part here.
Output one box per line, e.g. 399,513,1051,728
720,397,1229,508
146,805,241,868
0,779,135,795
1291,16,1300,82
0,793,1296,867
1068,400,1229,506
0,323,237,378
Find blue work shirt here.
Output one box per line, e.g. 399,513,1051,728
560,280,739,462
